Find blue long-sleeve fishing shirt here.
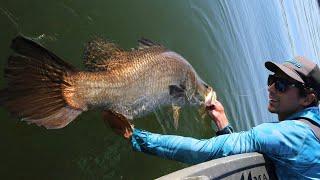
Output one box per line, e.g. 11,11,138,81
131,107,320,179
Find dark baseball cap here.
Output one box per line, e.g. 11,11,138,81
265,56,320,91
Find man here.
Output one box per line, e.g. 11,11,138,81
106,56,320,179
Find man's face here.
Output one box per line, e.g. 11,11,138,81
267,73,305,120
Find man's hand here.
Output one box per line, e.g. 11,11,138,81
102,110,133,139
206,100,229,130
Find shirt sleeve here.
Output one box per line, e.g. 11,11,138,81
216,124,234,135
131,128,262,164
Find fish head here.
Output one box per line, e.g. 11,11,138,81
190,80,216,106
191,80,217,119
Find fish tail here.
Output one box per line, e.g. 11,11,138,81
0,89,7,106
1,35,84,129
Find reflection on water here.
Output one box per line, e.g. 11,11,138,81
0,0,319,179
189,0,320,130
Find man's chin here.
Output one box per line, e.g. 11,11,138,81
268,105,277,113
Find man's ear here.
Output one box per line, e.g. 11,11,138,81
301,93,316,106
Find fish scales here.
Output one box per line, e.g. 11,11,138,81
70,51,195,119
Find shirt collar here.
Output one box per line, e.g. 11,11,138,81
286,106,320,126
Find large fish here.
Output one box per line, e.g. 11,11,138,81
0,35,216,129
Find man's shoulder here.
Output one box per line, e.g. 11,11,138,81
252,120,307,135
255,120,307,127
251,121,310,153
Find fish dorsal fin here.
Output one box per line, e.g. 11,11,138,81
83,38,168,71
137,38,164,50
83,38,124,71
129,38,168,61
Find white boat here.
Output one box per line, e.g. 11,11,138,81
157,153,277,180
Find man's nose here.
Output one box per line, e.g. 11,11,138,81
268,83,276,93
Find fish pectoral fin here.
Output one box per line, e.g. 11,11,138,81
172,104,181,129
198,106,207,119
102,110,133,139
169,85,185,98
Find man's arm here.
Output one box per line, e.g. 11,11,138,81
104,101,290,165
130,128,260,164
130,120,303,165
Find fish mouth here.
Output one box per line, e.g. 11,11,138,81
190,80,216,106
204,88,217,106
196,87,217,119
194,85,216,106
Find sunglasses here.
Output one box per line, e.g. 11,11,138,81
267,74,303,92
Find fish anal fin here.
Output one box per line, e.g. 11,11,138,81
102,110,133,138
172,104,181,130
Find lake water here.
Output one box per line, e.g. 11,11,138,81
0,0,319,179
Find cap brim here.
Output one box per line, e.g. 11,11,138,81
265,61,304,83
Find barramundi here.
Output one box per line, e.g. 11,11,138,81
0,36,216,129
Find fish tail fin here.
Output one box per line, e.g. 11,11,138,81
1,35,84,129
0,89,7,106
